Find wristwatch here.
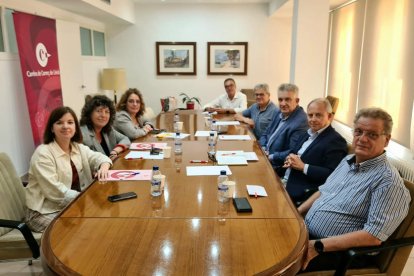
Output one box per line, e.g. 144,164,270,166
314,239,324,254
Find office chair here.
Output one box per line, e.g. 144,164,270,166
326,96,339,116
240,89,255,108
300,179,414,276
0,152,41,264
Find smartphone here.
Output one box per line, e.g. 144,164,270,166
108,192,137,202
150,129,166,134
233,197,253,213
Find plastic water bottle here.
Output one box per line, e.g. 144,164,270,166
208,132,216,154
211,120,217,132
217,170,229,202
151,166,162,196
173,112,180,132
174,132,182,155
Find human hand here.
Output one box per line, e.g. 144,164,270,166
234,113,243,122
95,162,111,181
302,240,319,270
284,154,305,171
144,124,153,133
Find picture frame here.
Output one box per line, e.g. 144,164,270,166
207,42,248,75
156,42,197,75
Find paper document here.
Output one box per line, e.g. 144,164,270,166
130,142,168,150
125,151,164,160
246,185,268,197
106,170,152,181
186,166,232,176
195,130,218,137
155,132,190,139
217,155,248,166
219,135,251,141
216,151,258,161
214,121,240,126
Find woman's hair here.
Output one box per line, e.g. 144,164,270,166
80,95,115,133
43,106,82,144
116,88,146,119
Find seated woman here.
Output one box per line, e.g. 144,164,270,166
25,106,112,232
80,95,130,160
113,88,153,140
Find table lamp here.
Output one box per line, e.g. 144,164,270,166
101,68,127,104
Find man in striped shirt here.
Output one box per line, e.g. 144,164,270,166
298,107,411,271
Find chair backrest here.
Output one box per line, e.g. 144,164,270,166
375,179,414,274
326,96,339,115
0,153,26,237
240,89,255,108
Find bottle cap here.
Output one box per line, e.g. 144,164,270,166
153,166,159,170
220,170,226,175
209,132,214,136
176,132,180,136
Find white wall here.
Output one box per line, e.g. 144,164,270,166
0,0,108,175
106,3,292,113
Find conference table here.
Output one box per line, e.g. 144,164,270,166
41,110,307,275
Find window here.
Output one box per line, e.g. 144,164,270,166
327,0,414,148
4,8,17,53
80,27,92,56
93,30,105,56
0,10,4,52
80,27,106,57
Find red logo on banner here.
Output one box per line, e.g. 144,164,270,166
13,12,63,146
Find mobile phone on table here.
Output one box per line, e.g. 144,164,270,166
108,192,137,202
233,197,253,213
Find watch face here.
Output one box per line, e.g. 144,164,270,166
314,240,324,253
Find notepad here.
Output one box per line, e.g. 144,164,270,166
155,132,190,139
130,142,168,150
195,130,218,137
219,135,251,141
217,155,248,166
186,166,232,176
214,121,240,126
246,185,268,197
125,151,164,160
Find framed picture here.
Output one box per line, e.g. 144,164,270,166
156,42,197,75
207,42,248,75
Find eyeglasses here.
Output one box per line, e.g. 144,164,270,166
353,128,386,140
224,84,234,88
255,93,265,97
128,100,141,104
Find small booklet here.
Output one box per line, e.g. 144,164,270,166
246,185,268,197
216,155,248,166
130,142,168,150
106,170,152,181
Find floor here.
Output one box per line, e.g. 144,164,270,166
0,248,413,275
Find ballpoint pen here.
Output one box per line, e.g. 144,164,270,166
190,160,209,163
221,153,237,156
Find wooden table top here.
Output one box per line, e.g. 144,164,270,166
41,110,307,276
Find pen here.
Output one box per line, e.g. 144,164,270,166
255,192,258,199
190,160,209,163
221,153,236,156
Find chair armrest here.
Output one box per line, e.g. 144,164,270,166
334,236,414,276
0,219,40,259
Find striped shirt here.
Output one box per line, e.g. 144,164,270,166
305,152,410,241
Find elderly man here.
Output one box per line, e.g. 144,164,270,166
234,83,278,139
299,107,411,271
259,83,308,175
283,98,347,203
203,78,247,114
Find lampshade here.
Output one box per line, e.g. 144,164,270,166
101,68,127,91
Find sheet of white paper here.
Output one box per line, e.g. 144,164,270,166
195,130,218,137
217,156,248,165
219,135,251,141
125,151,164,160
155,132,190,139
216,151,258,161
246,185,268,197
202,111,217,115
186,166,232,176
214,121,240,126
243,152,259,161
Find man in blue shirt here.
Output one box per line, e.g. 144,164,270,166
299,107,411,271
234,83,278,139
259,83,308,175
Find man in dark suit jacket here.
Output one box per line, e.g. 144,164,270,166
282,98,348,203
259,83,308,175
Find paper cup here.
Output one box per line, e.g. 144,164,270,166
176,121,184,131
223,180,236,198
163,146,172,158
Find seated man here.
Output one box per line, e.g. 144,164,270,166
203,78,247,114
283,98,347,203
299,107,411,272
234,83,278,139
259,83,308,175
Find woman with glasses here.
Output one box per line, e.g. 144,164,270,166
80,95,130,160
114,88,153,141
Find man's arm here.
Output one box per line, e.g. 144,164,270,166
303,230,381,270
297,191,320,216
203,96,221,111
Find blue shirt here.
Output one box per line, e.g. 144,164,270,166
305,153,410,241
242,101,278,139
